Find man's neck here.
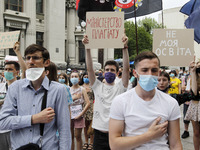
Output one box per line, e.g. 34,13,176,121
31,72,45,91
7,78,17,86
105,81,115,86
135,85,156,101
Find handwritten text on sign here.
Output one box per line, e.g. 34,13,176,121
0,31,20,50
153,29,194,66
70,104,82,119
86,12,124,49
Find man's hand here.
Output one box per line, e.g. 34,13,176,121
122,34,128,47
13,42,20,53
147,117,168,139
32,107,55,124
82,35,89,45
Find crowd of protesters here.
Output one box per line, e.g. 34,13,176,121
0,35,200,150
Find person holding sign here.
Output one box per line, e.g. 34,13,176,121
109,51,182,150
82,33,129,150
69,71,90,150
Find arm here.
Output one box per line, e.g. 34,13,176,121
178,83,181,94
13,42,27,79
190,61,197,95
75,88,90,120
109,117,168,150
56,86,71,150
121,34,129,88
168,119,182,150
0,84,32,130
82,35,96,86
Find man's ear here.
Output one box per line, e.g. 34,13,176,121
132,69,138,78
44,59,50,67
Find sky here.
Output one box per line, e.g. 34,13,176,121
133,0,190,21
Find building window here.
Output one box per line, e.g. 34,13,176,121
36,0,43,14
36,32,44,46
79,41,85,63
5,0,23,12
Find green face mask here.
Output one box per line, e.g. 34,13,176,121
4,71,14,81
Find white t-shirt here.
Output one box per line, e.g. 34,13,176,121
110,88,181,150
92,79,127,131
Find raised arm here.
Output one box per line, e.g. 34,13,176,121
13,42,27,79
122,34,129,88
82,35,96,86
189,60,197,95
109,117,168,150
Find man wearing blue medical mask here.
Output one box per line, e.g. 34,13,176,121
0,61,19,150
4,61,20,85
109,51,182,150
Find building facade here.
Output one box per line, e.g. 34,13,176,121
0,0,114,70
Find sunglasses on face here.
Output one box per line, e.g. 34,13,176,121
24,56,43,61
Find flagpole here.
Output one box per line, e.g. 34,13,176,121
134,2,139,55
161,0,164,28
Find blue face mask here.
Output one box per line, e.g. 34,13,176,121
170,73,175,77
130,76,135,83
4,71,14,81
70,78,79,85
138,74,158,92
59,78,65,83
83,78,89,84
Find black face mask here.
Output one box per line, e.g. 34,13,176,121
196,68,200,74
118,72,122,77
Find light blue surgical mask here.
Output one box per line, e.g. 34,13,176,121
130,76,135,83
59,78,65,83
4,71,14,81
138,74,158,92
170,73,175,77
83,78,89,84
70,78,79,85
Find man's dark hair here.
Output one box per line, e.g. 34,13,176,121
24,44,50,61
134,51,160,68
104,60,119,72
5,61,20,71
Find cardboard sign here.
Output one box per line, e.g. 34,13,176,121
70,104,82,119
153,29,194,67
0,31,20,50
86,12,124,49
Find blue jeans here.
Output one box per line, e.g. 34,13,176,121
93,129,110,150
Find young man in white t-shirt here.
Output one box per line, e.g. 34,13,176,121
82,34,129,150
109,51,182,150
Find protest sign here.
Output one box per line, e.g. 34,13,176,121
153,29,194,66
0,31,20,50
70,104,82,119
86,12,124,49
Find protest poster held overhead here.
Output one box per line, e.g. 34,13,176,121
153,29,194,67
85,11,124,49
0,31,20,50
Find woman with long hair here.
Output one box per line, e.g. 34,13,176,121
70,71,90,150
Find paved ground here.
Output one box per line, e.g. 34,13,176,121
180,105,194,150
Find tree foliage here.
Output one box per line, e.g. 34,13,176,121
114,17,163,61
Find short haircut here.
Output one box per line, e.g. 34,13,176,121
159,71,170,81
24,44,50,61
5,61,20,71
134,51,160,68
104,60,119,72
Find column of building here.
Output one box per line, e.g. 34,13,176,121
25,0,36,46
